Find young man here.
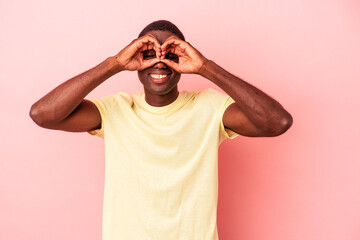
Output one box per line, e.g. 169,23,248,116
30,20,292,240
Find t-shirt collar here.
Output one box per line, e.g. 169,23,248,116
140,92,184,114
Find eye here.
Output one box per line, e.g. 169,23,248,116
165,53,179,63
143,49,156,60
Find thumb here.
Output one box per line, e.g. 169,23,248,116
139,58,160,70
161,59,180,72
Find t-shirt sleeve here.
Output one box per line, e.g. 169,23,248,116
87,93,120,139
204,88,239,143
87,99,104,138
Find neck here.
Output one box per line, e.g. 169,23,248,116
144,87,179,107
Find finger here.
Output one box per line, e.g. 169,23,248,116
143,44,161,59
161,40,178,53
137,43,152,53
161,44,180,60
140,34,161,50
161,58,180,72
162,42,187,59
173,46,186,57
140,58,160,70
147,44,154,50
146,44,161,58
160,46,174,60
161,36,183,50
140,35,162,56
134,39,161,59
129,36,158,55
145,34,161,48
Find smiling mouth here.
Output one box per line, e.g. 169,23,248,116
149,73,171,83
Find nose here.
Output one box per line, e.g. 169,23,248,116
153,61,167,69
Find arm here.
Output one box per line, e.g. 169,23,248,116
199,60,293,137
30,34,161,132
160,37,293,137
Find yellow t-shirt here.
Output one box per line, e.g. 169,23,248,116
89,88,238,240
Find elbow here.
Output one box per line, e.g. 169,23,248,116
261,112,293,137
29,104,44,126
279,113,293,134
29,104,55,128
270,113,293,136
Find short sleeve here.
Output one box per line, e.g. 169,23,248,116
204,88,239,143
87,98,106,138
86,92,130,139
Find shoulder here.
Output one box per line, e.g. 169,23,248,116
197,88,231,106
200,88,227,97
94,91,133,105
89,91,135,114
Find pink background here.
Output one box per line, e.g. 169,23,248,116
1,0,360,239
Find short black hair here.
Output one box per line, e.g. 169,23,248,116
138,20,185,41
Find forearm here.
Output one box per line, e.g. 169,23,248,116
199,59,292,133
30,56,121,125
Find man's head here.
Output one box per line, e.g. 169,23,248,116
138,20,185,41
137,20,184,100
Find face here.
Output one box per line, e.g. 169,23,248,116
137,30,181,96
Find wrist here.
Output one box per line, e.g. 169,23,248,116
114,55,126,72
198,58,213,77
106,55,123,73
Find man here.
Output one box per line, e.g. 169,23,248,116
30,20,292,240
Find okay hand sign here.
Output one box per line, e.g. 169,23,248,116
116,34,207,74
115,34,161,71
160,36,207,74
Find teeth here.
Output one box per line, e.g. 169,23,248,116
150,74,167,79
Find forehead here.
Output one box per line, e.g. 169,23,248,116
146,30,177,45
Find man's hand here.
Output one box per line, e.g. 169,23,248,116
160,36,207,74
158,36,292,137
115,34,162,71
